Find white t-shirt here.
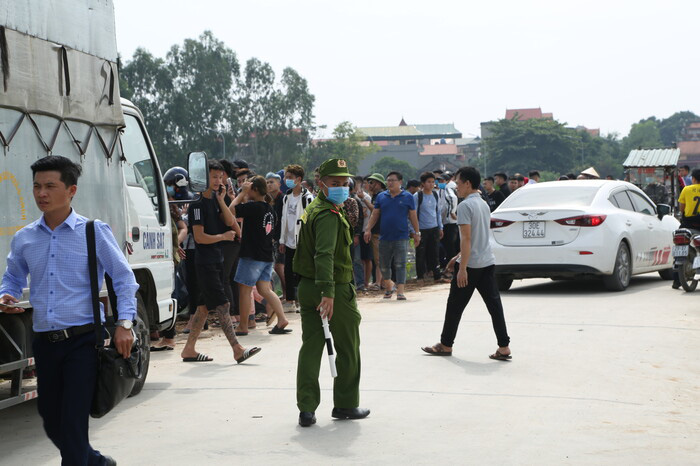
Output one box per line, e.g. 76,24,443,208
282,193,303,248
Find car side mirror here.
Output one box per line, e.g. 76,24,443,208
657,203,671,220
187,151,209,193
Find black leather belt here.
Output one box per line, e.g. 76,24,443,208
37,323,95,343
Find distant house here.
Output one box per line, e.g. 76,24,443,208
678,122,700,167
356,119,463,175
505,108,553,121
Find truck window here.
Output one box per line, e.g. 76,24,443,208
121,114,165,224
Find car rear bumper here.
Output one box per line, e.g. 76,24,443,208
495,263,603,278
492,241,613,278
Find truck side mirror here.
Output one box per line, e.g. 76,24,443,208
657,203,671,220
188,151,209,193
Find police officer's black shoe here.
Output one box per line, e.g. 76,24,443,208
299,411,316,427
331,407,370,420
672,281,681,289
103,455,117,466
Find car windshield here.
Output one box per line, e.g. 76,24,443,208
499,186,600,209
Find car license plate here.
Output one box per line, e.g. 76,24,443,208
523,221,545,238
673,245,689,257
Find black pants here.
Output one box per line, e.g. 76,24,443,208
33,331,107,466
221,240,241,315
442,223,459,266
185,249,199,316
416,227,442,280
284,247,297,301
440,264,510,348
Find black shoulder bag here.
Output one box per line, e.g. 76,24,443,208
86,220,141,418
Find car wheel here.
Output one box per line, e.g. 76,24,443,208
679,249,698,292
496,275,513,291
603,242,631,291
128,293,150,397
658,268,674,280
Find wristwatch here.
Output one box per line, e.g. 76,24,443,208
115,319,133,330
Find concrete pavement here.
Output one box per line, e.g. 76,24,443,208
1,274,699,465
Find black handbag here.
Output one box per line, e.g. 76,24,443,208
86,220,141,418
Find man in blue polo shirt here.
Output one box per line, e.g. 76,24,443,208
364,171,421,300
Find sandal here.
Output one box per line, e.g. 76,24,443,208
489,350,512,361
236,346,262,364
383,289,394,299
421,343,452,356
396,294,406,301
183,353,213,362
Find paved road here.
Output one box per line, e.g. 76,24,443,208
1,274,699,465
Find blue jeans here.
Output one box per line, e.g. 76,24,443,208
379,239,409,284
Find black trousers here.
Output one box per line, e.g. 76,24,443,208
416,227,442,280
284,247,297,301
33,331,107,466
442,223,459,266
221,240,241,315
440,264,510,348
185,249,199,316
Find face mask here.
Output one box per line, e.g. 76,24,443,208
325,185,349,205
166,186,176,197
438,182,446,189
285,179,297,189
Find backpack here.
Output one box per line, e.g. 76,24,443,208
417,191,439,222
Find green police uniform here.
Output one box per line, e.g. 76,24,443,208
294,159,361,412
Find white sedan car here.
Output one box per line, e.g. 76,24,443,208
490,180,679,291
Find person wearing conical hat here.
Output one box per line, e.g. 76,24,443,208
580,167,600,180
293,158,370,427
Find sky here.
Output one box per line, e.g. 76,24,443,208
114,0,699,139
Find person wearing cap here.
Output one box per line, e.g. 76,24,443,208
294,158,369,427
365,173,387,289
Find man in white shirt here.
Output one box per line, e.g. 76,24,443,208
437,173,459,274
280,164,314,310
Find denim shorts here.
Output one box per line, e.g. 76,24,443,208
234,257,274,287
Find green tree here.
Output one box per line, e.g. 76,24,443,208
657,111,700,146
303,122,377,175
370,157,416,179
482,118,580,175
621,119,663,156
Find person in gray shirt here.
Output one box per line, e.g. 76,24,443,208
421,166,511,360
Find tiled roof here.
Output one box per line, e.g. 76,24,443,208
623,148,680,167
420,144,460,156
505,108,543,120
357,123,461,139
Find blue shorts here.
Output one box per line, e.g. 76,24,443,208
234,257,273,287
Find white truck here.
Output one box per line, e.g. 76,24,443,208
0,0,199,409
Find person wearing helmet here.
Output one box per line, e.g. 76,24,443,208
163,166,194,201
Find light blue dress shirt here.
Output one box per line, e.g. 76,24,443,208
0,210,139,332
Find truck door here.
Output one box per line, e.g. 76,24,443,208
120,112,174,326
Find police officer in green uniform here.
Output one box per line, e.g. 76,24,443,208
294,158,370,427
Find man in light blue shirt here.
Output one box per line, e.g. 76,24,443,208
413,171,445,283
0,155,137,466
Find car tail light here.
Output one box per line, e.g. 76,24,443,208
490,219,514,229
555,215,607,227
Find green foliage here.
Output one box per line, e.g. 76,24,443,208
302,122,377,175
482,118,627,179
119,31,315,171
621,119,663,155
370,156,416,179
538,170,560,181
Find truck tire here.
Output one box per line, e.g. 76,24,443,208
603,242,631,291
129,293,150,397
